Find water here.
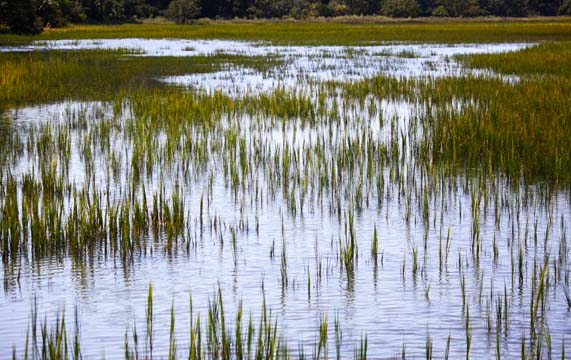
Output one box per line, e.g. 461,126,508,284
1,39,569,359
6,39,528,94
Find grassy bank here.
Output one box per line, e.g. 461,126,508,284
1,18,571,45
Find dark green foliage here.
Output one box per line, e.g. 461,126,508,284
1,0,43,34
486,0,528,16
81,0,153,21
165,0,201,23
438,0,484,16
37,0,89,27
439,0,466,15
381,0,421,17
38,1,68,27
431,5,449,15
528,0,559,15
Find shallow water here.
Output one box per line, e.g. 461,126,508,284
6,39,528,94
1,39,569,359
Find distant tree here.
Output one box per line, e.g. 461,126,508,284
381,0,421,16
227,0,251,17
198,0,226,17
560,0,571,13
81,0,117,21
486,0,528,15
528,0,558,15
250,0,276,17
431,4,449,14
288,0,312,18
148,0,172,13
123,0,155,18
38,0,71,27
308,1,333,15
3,0,43,33
243,0,303,18
1,0,567,27
60,0,87,22
441,0,468,16
328,0,350,15
344,0,370,14
441,0,484,15
465,0,484,14
0,1,7,28
416,0,435,15
165,0,201,23
505,0,528,15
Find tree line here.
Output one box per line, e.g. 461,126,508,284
1,0,570,34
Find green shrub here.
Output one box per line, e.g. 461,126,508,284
3,0,43,34
431,5,449,16
381,0,421,17
165,0,201,24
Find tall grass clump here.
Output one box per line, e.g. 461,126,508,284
457,42,571,77
423,74,571,185
0,50,282,109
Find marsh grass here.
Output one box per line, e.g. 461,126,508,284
426,46,571,185
2,20,571,45
338,42,571,185
0,49,283,109
425,76,571,184
457,41,571,76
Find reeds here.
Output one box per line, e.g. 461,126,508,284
0,49,282,110
21,284,387,359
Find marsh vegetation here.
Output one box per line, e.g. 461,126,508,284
1,22,570,359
